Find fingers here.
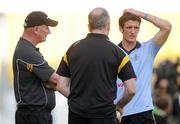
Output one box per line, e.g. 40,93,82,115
116,110,122,123
123,8,133,14
123,8,142,18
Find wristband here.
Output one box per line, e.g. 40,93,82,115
144,13,148,20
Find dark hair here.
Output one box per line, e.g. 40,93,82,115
119,12,141,28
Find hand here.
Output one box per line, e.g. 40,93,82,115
44,82,57,91
116,110,122,123
123,8,141,17
116,105,123,114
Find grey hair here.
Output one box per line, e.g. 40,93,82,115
88,7,110,30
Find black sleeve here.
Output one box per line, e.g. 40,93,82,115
116,47,136,82
118,61,136,82
26,52,55,82
32,60,55,82
57,56,70,77
57,42,79,77
20,47,55,82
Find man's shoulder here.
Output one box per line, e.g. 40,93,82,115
141,38,155,46
71,40,82,47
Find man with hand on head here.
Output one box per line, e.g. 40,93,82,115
115,8,172,124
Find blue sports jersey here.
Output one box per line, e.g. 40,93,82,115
115,39,160,116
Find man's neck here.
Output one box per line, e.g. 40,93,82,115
22,30,38,46
121,40,137,52
90,28,109,36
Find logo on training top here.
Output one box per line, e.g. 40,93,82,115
26,64,33,72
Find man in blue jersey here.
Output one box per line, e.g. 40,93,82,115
115,8,172,124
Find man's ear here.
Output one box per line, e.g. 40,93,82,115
107,22,110,31
119,26,123,33
88,24,91,32
33,26,39,34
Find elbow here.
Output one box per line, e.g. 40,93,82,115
56,82,70,98
124,78,136,98
165,21,172,33
128,87,136,98
129,90,136,98
129,83,136,97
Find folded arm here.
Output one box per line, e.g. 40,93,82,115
45,72,70,98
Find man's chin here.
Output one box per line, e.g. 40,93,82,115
41,39,46,42
128,40,136,43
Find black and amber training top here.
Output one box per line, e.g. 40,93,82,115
13,38,55,111
57,33,136,118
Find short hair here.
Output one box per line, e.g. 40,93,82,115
119,12,141,28
88,7,110,30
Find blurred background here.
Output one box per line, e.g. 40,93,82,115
0,0,180,124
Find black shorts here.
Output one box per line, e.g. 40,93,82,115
120,110,156,124
15,108,52,124
68,109,117,124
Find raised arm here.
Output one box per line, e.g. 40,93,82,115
124,8,172,47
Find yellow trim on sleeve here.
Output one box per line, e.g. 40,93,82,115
63,53,69,65
118,55,129,73
27,64,33,72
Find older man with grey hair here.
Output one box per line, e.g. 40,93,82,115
57,7,136,124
